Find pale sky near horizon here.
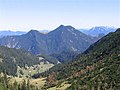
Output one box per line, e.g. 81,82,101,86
0,0,120,31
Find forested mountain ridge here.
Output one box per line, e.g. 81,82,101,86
40,28,120,89
0,25,98,55
0,46,61,77
0,46,40,75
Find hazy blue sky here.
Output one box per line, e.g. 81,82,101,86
0,0,120,31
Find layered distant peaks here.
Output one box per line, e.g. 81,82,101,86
0,30,26,38
80,26,116,37
90,26,116,32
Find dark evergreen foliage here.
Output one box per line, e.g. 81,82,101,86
0,46,39,75
51,51,79,63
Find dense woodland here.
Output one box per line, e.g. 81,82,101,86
35,28,120,90
0,47,39,75
50,51,79,63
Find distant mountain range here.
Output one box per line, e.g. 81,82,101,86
0,30,26,38
0,25,99,55
79,26,116,37
0,26,116,38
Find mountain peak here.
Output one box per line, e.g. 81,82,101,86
59,24,65,27
56,25,65,30
26,30,44,37
28,29,40,33
27,29,43,35
55,25,76,32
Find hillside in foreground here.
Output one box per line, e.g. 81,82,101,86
39,28,120,90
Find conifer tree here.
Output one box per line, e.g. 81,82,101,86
27,79,30,90
21,79,27,90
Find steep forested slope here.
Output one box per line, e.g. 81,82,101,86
40,28,120,90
